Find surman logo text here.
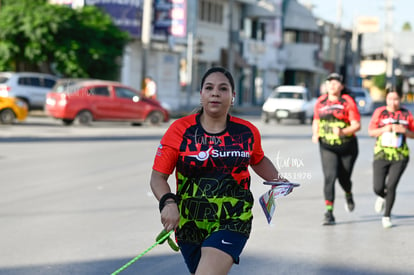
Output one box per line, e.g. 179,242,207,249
189,147,250,161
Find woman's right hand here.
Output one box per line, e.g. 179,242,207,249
383,124,393,132
312,134,319,143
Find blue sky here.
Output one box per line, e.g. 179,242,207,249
299,0,413,31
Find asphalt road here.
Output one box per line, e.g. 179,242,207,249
0,113,413,275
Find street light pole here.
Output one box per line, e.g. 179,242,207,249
350,18,359,87
227,0,234,73
185,0,197,110
186,32,194,110
385,0,394,87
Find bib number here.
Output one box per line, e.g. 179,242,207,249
381,132,403,148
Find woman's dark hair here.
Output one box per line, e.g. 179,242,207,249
385,86,402,98
200,66,235,92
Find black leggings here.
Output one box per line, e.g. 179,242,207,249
319,138,359,203
373,158,409,217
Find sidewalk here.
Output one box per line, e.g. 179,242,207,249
232,105,262,116
169,104,262,118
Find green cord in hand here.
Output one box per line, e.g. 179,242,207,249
156,229,179,252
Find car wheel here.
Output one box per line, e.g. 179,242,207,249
17,97,30,110
261,112,270,123
299,114,306,124
62,119,74,126
76,110,93,126
145,111,163,126
0,108,16,124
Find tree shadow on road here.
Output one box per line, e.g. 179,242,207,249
1,253,412,275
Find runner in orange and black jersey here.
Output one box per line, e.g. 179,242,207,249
368,88,414,228
150,67,289,274
314,93,360,149
312,73,361,226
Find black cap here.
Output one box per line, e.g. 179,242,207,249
326,73,343,83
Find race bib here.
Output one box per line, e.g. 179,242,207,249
381,132,403,148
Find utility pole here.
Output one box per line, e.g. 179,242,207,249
185,0,197,110
227,0,234,73
186,32,194,110
384,0,394,87
141,0,152,89
334,0,342,73
350,17,359,87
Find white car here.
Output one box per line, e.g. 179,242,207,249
0,72,58,110
262,85,316,124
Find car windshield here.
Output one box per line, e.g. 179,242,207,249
274,92,303,99
0,77,9,84
352,91,366,97
53,80,88,93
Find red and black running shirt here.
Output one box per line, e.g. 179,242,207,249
153,113,264,243
369,106,414,161
314,93,360,147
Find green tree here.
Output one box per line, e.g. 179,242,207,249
402,22,412,31
0,0,130,80
372,73,387,90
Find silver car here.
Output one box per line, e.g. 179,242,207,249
0,72,58,110
349,87,374,115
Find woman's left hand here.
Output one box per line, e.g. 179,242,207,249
161,203,180,232
332,127,342,136
392,124,407,134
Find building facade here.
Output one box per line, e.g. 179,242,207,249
281,0,325,97
50,0,349,111
361,31,414,100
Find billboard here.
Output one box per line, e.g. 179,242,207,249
356,16,380,33
153,0,187,37
85,0,143,38
84,0,187,38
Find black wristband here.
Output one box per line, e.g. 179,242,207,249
159,192,178,212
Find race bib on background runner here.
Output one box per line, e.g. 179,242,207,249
381,132,403,148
